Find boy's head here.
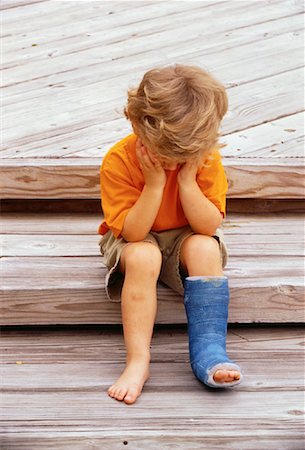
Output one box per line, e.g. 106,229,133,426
124,64,228,165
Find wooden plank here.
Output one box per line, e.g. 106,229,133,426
3,58,304,158
1,327,304,390
0,328,301,357
1,212,103,234
1,1,304,199
1,155,304,199
0,326,304,449
2,232,303,257
1,211,303,324
0,211,303,235
2,256,303,288
1,1,203,37
0,0,47,11
225,199,305,214
0,429,302,450
2,1,302,89
1,2,301,154
1,198,305,214
1,325,303,361
222,112,304,159
2,358,304,390
1,108,304,160
2,1,291,68
0,255,303,324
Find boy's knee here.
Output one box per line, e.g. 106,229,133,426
181,234,220,264
120,242,162,276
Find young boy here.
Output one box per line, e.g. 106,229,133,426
98,64,243,405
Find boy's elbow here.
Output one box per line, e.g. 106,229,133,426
195,212,223,236
121,228,147,243
211,212,223,234
218,212,224,227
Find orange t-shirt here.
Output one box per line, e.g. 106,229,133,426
98,133,228,238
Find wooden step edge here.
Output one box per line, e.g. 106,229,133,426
1,158,304,199
1,256,304,325
1,198,305,214
1,283,304,325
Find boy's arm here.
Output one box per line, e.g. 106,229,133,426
121,185,164,242
121,138,166,242
178,160,223,236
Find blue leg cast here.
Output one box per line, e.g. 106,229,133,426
184,276,243,388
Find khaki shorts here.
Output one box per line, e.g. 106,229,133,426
98,226,228,303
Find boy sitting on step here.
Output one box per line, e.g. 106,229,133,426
98,64,243,405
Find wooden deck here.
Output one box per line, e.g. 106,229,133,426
1,0,305,199
1,210,304,325
1,0,305,448
1,325,304,449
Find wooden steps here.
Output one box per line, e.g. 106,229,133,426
1,0,304,329
1,153,305,199
1,211,304,325
1,325,304,448
1,1,304,448
2,0,305,202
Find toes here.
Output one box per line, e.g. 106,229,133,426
113,387,123,400
107,385,116,397
124,387,139,405
108,384,129,401
213,369,226,382
108,384,120,398
233,371,241,380
213,369,241,383
116,388,127,401
228,370,240,381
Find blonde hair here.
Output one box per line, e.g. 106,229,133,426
123,64,228,164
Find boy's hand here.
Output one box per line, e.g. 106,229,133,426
136,138,167,190
177,159,199,188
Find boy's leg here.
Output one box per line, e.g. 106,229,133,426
180,234,242,387
107,242,162,404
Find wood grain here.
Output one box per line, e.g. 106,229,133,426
1,156,304,199
1,0,304,199
0,326,304,449
1,211,304,324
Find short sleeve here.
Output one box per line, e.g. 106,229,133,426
196,151,228,219
100,154,141,238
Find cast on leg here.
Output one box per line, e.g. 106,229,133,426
184,276,243,388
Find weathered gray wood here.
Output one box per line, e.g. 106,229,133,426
1,328,304,389
1,255,304,324
0,326,304,449
2,232,303,256
1,1,304,448
0,211,303,234
1,155,305,199
1,198,305,214
1,211,304,324
1,1,304,199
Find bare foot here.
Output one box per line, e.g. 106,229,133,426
107,356,150,404
213,369,241,384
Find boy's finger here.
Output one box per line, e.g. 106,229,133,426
135,143,142,158
143,147,159,165
136,144,145,167
141,147,154,168
136,144,148,165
